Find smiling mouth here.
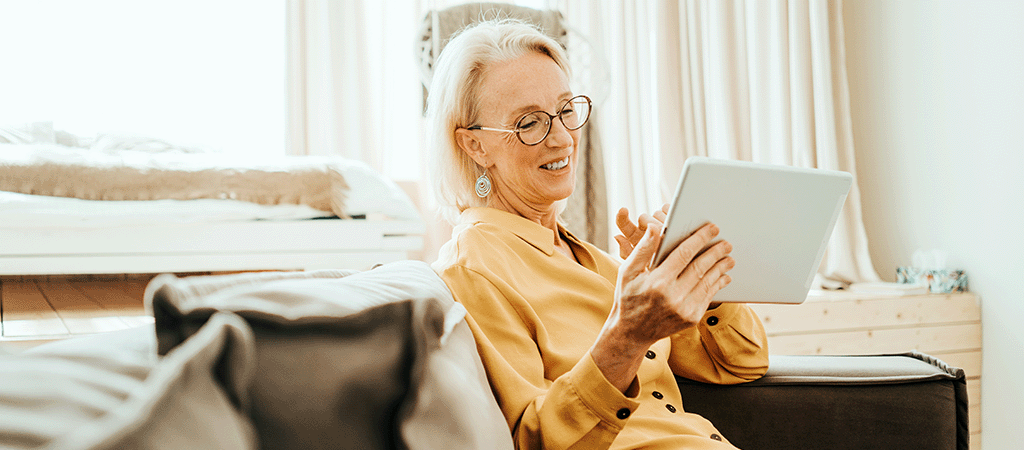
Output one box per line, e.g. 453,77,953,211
541,157,570,171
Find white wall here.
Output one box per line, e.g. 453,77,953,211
843,1,1024,448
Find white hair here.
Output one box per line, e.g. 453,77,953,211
425,18,571,224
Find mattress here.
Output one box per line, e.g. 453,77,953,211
0,190,334,229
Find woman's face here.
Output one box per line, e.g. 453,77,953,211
464,52,580,215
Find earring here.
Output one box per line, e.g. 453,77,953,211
475,171,492,198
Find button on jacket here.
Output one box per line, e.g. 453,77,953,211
433,208,770,450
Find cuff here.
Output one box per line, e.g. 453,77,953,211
698,302,744,338
570,352,642,426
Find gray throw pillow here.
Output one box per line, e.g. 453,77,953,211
0,315,258,450
148,260,512,450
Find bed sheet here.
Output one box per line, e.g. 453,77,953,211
0,191,335,229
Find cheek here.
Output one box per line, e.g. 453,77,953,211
506,146,540,171
488,143,534,176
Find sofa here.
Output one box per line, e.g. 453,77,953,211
0,261,968,449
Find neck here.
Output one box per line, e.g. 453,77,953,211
486,193,560,234
486,195,576,261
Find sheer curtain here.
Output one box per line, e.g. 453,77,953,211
287,0,425,180
560,0,879,283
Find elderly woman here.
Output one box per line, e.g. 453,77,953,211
427,19,769,450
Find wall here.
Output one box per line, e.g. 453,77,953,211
843,1,1024,448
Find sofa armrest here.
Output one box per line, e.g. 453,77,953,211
676,351,968,450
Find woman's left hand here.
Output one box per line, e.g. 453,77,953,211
614,203,670,259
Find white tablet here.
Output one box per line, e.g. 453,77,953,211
652,157,852,304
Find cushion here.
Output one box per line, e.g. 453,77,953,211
148,260,513,450
0,318,258,450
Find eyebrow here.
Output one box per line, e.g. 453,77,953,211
504,92,575,123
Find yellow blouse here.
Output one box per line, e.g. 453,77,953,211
433,207,769,450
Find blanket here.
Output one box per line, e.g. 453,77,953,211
0,143,349,217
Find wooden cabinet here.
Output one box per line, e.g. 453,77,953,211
749,291,982,448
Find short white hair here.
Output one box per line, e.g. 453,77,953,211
425,19,571,224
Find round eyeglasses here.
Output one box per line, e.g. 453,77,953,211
468,95,592,146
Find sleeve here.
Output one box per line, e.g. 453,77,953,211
668,303,770,384
440,264,640,450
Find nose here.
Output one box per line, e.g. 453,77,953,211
544,116,575,149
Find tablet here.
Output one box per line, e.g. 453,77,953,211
652,157,852,304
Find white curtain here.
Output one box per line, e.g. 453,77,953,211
287,0,425,177
287,0,879,281
560,0,879,283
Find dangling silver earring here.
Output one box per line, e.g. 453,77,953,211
475,171,491,198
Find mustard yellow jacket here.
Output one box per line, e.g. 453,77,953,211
433,208,769,450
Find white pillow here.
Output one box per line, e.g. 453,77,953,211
0,121,56,144
331,158,421,220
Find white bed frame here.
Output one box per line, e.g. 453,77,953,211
0,218,424,275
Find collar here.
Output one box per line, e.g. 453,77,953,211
460,207,560,256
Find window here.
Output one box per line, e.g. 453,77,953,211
0,0,286,157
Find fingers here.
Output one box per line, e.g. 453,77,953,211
654,203,669,224
637,213,657,235
703,274,732,304
617,205,673,260
686,258,734,312
615,208,638,238
656,223,720,275
653,210,667,224
619,223,662,281
681,240,733,282
698,255,735,290
614,234,633,259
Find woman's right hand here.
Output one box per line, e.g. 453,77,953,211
591,222,734,392
614,222,734,344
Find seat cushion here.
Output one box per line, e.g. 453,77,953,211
148,260,513,450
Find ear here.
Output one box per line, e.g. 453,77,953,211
455,128,491,168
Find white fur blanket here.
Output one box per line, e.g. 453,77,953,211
0,144,348,217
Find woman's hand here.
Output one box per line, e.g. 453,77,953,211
615,222,734,343
591,222,734,392
613,204,670,259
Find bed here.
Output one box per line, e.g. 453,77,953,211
0,136,425,275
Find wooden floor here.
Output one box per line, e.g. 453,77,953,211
0,274,158,353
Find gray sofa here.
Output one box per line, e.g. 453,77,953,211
0,261,968,449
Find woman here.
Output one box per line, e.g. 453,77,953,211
428,19,769,450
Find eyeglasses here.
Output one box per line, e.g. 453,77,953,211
468,95,592,146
